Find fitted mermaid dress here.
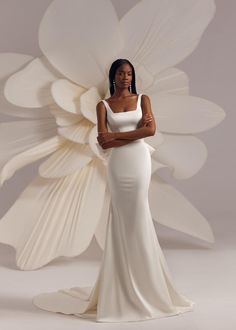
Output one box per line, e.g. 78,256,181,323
32,93,195,322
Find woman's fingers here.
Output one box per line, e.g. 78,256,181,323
144,113,152,119
137,114,153,128
97,132,114,145
143,114,153,124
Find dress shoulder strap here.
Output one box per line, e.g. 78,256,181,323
102,95,142,110
101,99,109,110
138,93,143,107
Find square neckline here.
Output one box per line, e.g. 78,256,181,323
104,94,141,114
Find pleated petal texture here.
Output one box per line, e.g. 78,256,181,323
49,103,83,127
151,94,225,134
0,136,64,186
57,118,94,144
4,57,62,108
38,140,93,179
38,0,124,88
135,65,189,95
119,0,215,74
0,158,107,270
149,173,215,243
147,67,190,95
88,125,112,165
0,118,57,163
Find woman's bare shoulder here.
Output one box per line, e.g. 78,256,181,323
141,94,150,100
96,100,106,110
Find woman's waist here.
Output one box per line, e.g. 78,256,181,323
111,138,145,151
120,138,144,146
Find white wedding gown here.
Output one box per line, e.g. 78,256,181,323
33,93,195,322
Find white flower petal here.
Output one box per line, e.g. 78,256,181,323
119,0,215,74
149,174,215,243
144,142,156,156
151,158,168,174
0,135,64,186
4,57,62,108
145,131,164,148
39,0,123,89
51,85,100,125
0,52,33,80
135,64,154,91
0,81,53,119
152,134,208,179
150,67,189,95
0,53,52,119
57,118,94,144
136,66,189,95
152,94,226,133
51,79,86,114
38,140,93,179
80,87,102,124
88,125,112,164
0,118,57,168
144,132,174,174
0,158,107,270
49,103,82,127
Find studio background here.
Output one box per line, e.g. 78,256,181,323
0,1,235,329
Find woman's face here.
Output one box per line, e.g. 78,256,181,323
114,63,132,89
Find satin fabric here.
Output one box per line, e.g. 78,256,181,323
33,94,195,322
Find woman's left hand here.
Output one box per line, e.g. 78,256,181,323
97,132,115,146
137,113,153,128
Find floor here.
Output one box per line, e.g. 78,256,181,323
0,217,235,330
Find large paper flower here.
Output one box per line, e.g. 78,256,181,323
0,0,225,270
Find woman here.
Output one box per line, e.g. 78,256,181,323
33,59,195,322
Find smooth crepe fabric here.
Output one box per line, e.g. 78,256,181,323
32,94,195,322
